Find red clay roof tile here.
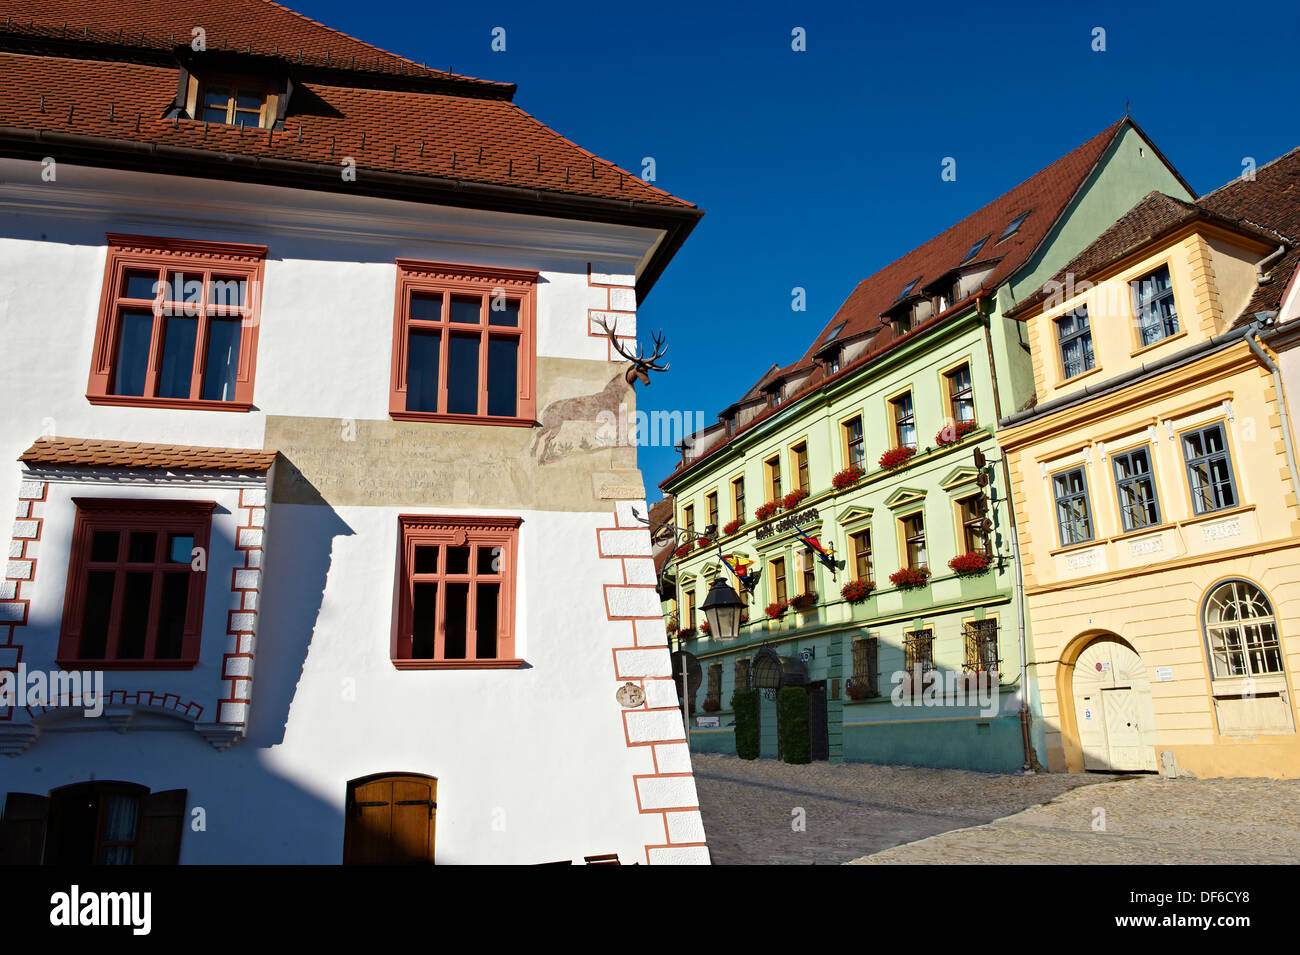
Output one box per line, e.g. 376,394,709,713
20,437,278,472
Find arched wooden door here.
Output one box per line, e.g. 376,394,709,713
1071,639,1158,772
343,774,437,864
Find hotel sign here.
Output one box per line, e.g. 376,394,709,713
754,507,821,541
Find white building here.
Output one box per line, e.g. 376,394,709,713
0,0,708,865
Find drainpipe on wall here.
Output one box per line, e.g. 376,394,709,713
977,293,1041,772
1255,245,1286,284
1245,314,1300,510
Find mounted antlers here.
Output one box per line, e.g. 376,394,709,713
595,317,670,386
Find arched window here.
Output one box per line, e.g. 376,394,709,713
1203,580,1283,679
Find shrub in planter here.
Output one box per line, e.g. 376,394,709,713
948,551,993,577
840,578,875,603
702,698,721,712
673,541,694,559
754,501,780,521
889,566,931,590
732,689,759,759
764,600,789,619
936,419,978,446
789,591,817,610
777,686,811,764
722,518,744,536
781,488,810,510
878,445,917,470
832,465,865,489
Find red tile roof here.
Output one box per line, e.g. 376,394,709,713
0,0,510,87
0,1,701,297
1011,147,1300,323
661,119,1153,487
20,437,278,472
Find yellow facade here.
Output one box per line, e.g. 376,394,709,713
1001,222,1300,778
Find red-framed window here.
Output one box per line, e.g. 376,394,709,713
87,234,266,411
394,515,523,669
389,260,539,426
57,499,214,669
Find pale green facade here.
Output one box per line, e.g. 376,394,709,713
661,122,1192,771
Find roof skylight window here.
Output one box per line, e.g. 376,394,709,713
961,235,989,264
998,211,1029,242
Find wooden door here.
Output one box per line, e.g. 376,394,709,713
1072,639,1158,772
343,774,437,864
807,681,830,761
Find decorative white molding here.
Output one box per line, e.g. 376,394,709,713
194,723,246,751
0,723,39,756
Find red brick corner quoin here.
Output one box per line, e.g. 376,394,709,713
0,479,47,721
597,501,710,864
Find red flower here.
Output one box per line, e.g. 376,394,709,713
832,466,865,489
846,680,873,700
699,620,711,636
790,591,817,609
673,542,694,559
677,627,696,639
765,600,789,619
722,518,744,536
948,551,993,577
889,566,931,590
935,420,978,446
695,537,712,548
755,501,780,521
878,445,917,470
840,578,875,603
781,488,810,510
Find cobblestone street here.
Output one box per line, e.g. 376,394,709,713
693,754,1300,865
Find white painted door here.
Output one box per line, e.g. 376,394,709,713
1072,639,1159,772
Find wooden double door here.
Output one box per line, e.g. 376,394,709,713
342,774,437,864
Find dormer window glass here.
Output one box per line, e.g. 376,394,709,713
897,277,922,300
200,83,269,128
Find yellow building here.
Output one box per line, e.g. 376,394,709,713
999,172,1300,779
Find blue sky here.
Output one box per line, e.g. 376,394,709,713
295,0,1298,490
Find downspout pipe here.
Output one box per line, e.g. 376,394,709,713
1256,245,1286,284
1245,315,1300,508
976,294,1039,772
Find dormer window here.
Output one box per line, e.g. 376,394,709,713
998,211,1030,242
201,83,269,127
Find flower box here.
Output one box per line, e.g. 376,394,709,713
832,466,865,489
695,537,712,548
677,627,696,639
702,698,722,712
840,578,875,603
936,419,978,446
781,488,810,511
764,600,789,620
789,591,817,610
878,445,917,470
673,542,694,559
754,501,780,521
948,551,993,577
722,518,744,536
665,619,679,635
889,566,931,590
846,680,873,701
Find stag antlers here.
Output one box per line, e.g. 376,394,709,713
595,317,670,386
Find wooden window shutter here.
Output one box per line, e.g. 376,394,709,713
134,789,188,864
0,793,49,864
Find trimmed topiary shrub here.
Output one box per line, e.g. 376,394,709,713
732,689,759,760
777,686,811,764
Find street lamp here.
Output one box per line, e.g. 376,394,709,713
701,576,745,641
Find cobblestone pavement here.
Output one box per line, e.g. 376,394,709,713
693,753,1114,865
852,775,1300,864
693,754,1300,864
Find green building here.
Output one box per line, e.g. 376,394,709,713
659,119,1192,771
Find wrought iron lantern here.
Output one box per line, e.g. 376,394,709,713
700,577,745,641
